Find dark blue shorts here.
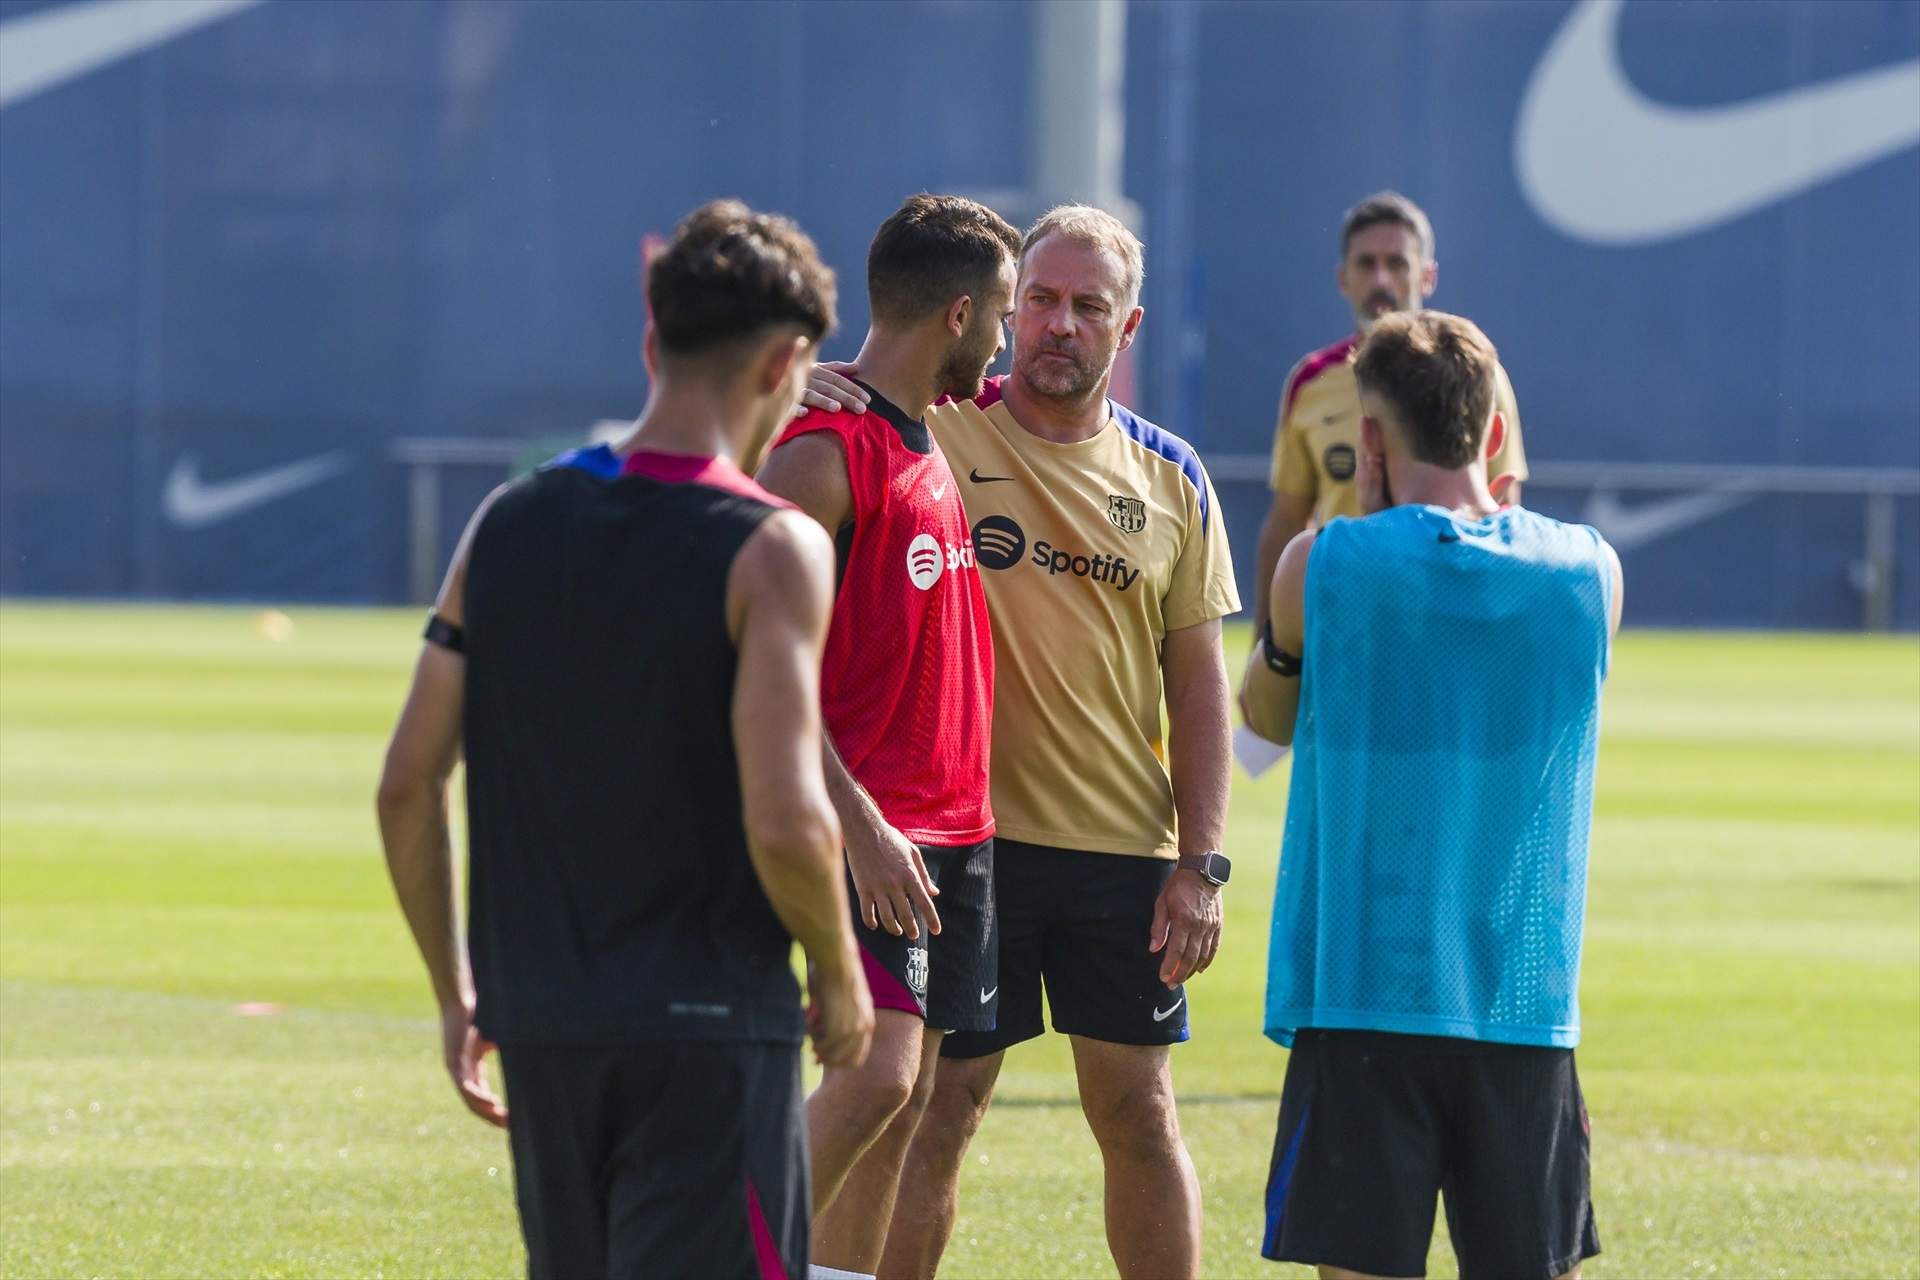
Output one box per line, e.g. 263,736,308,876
1264,1029,1600,1280
942,839,1188,1058
500,1039,806,1280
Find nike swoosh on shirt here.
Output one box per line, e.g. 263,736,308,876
930,480,948,501
1580,487,1754,552
1152,998,1184,1022
0,0,264,110
968,468,1014,484
1516,0,1920,245
978,986,997,1004
163,452,352,529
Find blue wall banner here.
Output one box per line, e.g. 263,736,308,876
2,0,1915,625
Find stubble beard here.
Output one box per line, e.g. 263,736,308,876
937,326,1000,402
1014,343,1108,402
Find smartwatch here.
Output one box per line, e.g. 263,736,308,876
1177,851,1231,887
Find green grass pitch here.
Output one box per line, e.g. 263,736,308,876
2,604,1915,1278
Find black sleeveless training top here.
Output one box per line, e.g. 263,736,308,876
461,453,803,1045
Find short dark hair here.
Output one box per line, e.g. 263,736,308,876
1351,310,1497,469
647,199,836,361
1340,190,1435,261
868,194,1020,325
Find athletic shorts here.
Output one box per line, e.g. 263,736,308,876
854,836,996,1033
942,839,1186,1058
1263,1029,1601,1280
499,1039,806,1280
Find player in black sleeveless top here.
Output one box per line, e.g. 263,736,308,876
378,201,872,1280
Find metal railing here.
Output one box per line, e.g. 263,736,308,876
393,437,1918,629
391,437,526,604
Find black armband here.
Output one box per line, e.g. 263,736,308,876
424,612,465,653
1260,620,1301,678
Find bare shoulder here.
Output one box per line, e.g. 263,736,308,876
728,507,835,639
760,425,848,476
740,507,833,577
756,429,851,520
1275,527,1319,588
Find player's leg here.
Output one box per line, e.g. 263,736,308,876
806,856,939,1219
811,1024,944,1272
1260,1031,1446,1280
879,837,1040,1278
806,1008,924,1216
495,1042,614,1280
1067,1036,1201,1278
873,1046,1004,1280
1037,848,1197,1276
1438,1043,1600,1280
813,838,996,1272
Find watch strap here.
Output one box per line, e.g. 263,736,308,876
1177,852,1229,885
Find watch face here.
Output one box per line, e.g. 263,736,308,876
1208,854,1232,884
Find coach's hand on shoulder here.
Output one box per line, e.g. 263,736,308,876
1149,868,1223,988
441,997,507,1129
798,361,868,414
807,957,875,1069
846,816,942,941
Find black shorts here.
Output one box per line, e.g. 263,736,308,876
943,839,1186,1058
1263,1029,1600,1280
499,1039,806,1280
853,836,996,1032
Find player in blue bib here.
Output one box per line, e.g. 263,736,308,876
1242,310,1623,1280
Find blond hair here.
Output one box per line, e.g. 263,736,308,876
1020,204,1144,306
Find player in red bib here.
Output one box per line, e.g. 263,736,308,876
757,194,1017,1280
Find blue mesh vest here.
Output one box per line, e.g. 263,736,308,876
1263,504,1613,1049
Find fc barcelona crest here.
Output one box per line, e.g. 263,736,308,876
1106,494,1147,534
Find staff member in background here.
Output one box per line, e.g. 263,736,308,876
376,200,871,1280
1248,190,1529,644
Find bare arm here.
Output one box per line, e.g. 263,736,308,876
757,431,942,939
1250,489,1314,636
728,509,872,1068
375,485,508,1127
1241,530,1314,746
1151,616,1231,986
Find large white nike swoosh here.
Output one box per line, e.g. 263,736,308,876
1516,0,1920,245
1580,487,1754,552
0,0,263,110
163,452,351,529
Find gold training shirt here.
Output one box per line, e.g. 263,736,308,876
1270,334,1529,523
928,379,1240,858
